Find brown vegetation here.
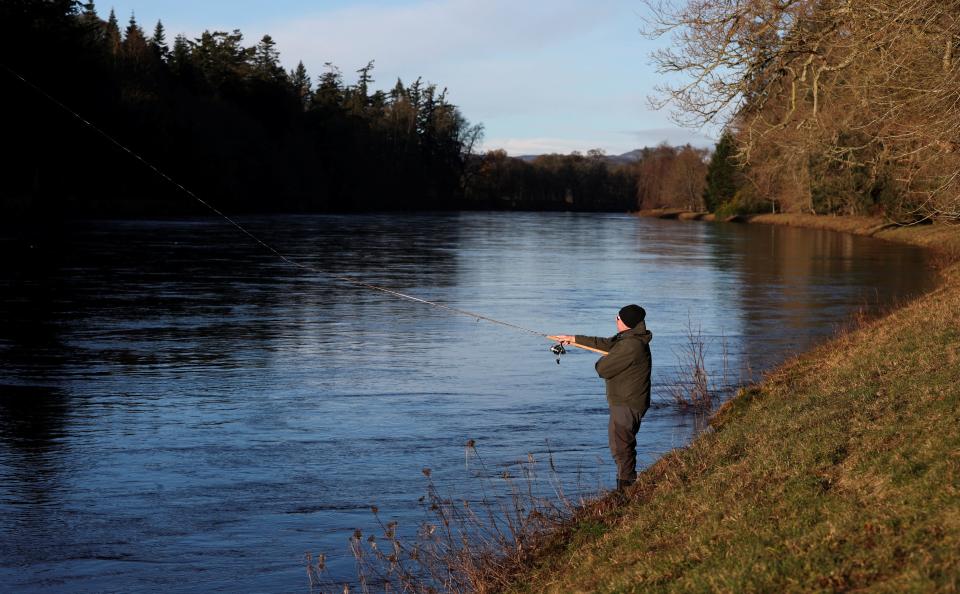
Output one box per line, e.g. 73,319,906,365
308,447,612,593
669,314,719,411
630,144,710,211
647,0,960,220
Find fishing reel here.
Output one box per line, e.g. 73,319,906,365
550,342,567,364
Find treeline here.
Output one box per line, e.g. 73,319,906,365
1,1,662,216
2,1,480,214
631,144,710,211
462,145,710,211
465,150,634,211
652,0,960,221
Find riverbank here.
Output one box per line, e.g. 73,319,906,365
497,215,960,592
638,209,960,258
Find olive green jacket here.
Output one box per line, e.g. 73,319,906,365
575,322,653,412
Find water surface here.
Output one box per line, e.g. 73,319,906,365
0,212,935,592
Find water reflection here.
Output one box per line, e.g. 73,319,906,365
0,232,73,509
0,213,935,592
711,223,933,374
0,384,69,490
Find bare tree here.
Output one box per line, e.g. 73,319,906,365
633,143,709,209
669,145,710,210
645,0,960,220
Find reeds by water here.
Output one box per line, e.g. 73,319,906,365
307,443,607,593
669,314,734,411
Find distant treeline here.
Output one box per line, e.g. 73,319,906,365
4,1,706,216
463,146,710,212
465,150,633,211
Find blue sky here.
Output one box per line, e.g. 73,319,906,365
99,0,715,155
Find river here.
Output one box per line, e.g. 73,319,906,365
0,212,936,592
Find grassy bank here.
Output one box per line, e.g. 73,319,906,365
500,216,960,592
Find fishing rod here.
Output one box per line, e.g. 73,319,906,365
2,62,608,362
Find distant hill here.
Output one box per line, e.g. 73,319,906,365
516,149,646,166
607,149,646,164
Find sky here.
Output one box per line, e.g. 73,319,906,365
99,0,716,156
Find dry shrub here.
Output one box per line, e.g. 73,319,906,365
670,314,730,411
307,444,601,593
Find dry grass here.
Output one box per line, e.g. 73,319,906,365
740,212,896,235
308,447,615,594
496,221,960,593
668,315,719,411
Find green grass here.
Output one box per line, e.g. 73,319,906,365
501,224,960,593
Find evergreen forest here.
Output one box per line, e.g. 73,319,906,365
1,1,669,216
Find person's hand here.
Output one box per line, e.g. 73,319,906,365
549,335,575,344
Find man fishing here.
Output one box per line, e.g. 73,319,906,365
551,304,652,491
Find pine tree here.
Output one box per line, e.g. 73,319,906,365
289,60,312,108
703,130,740,212
170,34,190,71
417,83,437,137
104,8,121,55
407,77,422,113
253,34,285,82
78,1,101,41
388,78,416,137
389,78,405,103
356,60,375,96
150,20,169,61
192,29,250,89
122,13,149,64
368,89,387,118
346,60,375,114
312,62,343,108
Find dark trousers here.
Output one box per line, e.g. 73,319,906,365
608,405,644,482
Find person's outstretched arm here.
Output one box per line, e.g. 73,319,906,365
550,334,617,352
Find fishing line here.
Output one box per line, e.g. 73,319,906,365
3,62,561,343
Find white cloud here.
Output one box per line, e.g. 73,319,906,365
628,127,717,148
264,0,619,76
155,0,704,158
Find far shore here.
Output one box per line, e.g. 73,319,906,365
637,208,960,259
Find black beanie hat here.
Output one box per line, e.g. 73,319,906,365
618,304,646,328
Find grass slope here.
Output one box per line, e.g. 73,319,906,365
507,221,960,593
